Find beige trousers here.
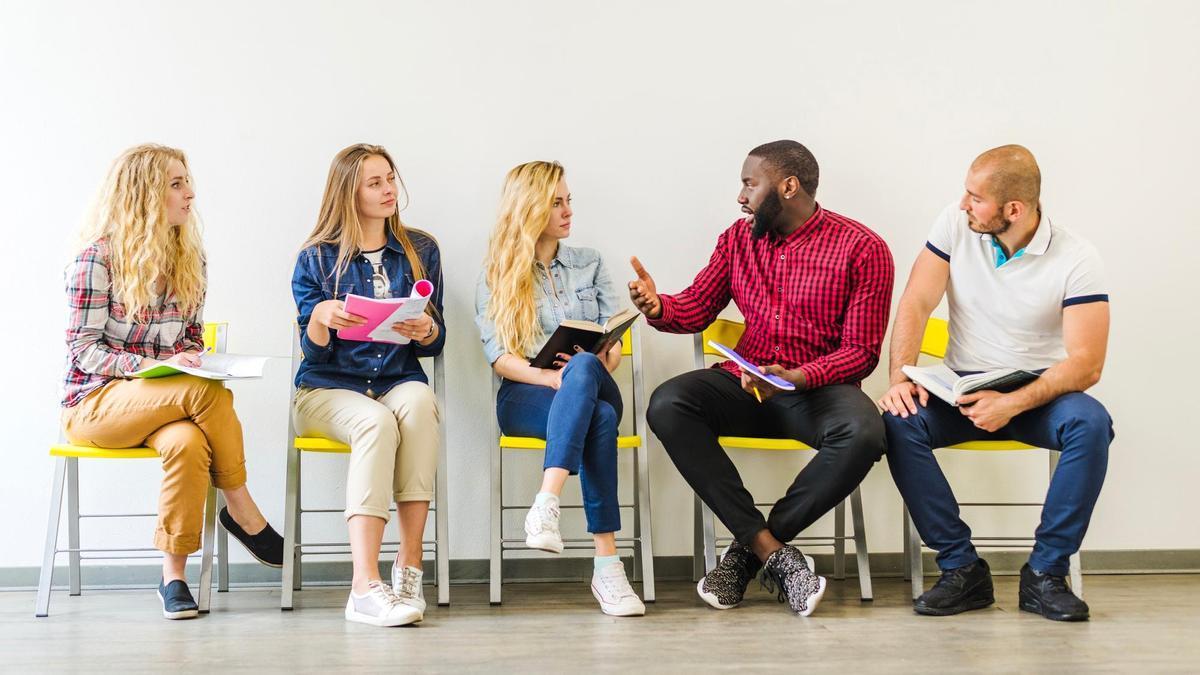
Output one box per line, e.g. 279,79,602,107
61,376,249,554
293,381,440,521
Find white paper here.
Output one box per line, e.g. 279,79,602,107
127,354,271,380
366,285,432,344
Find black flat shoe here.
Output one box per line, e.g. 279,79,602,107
219,507,284,568
157,578,199,620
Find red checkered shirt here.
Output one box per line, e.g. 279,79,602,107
649,205,895,389
62,240,205,407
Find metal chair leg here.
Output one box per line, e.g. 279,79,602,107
489,438,503,605
833,500,846,580
216,491,229,592
1070,552,1084,598
67,457,81,596
281,444,300,610
635,439,655,602
692,495,706,582
35,457,67,617
702,500,717,574
435,444,451,607
850,487,872,601
197,485,217,613
907,511,924,600
902,506,912,581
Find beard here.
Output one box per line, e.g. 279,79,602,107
750,190,785,239
967,211,1013,236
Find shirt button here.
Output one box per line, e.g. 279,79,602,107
373,367,378,371
774,346,780,351
777,287,783,292
774,314,780,320
780,254,786,260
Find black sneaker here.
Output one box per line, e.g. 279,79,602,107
219,507,284,568
760,545,826,617
914,558,995,616
1019,563,1089,621
157,578,199,620
696,541,763,609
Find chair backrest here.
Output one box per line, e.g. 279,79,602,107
203,322,228,353
693,318,746,369
919,317,950,360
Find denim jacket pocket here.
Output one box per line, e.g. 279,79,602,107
575,287,600,323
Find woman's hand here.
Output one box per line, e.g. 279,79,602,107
392,313,436,343
165,352,203,368
541,367,565,390
312,299,366,330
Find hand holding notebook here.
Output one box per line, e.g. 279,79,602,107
337,280,435,345
706,341,797,393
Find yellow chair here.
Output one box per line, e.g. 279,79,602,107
35,322,231,617
280,333,450,609
489,323,654,604
901,317,1083,599
692,319,873,600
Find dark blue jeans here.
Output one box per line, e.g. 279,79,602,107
496,352,623,534
884,391,1112,576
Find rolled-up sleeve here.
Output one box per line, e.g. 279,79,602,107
474,271,506,366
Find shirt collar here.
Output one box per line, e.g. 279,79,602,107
979,208,1052,256
775,204,826,248
384,230,406,254
536,243,572,269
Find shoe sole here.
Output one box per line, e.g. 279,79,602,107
796,576,827,618
524,534,563,554
591,584,645,616
344,606,422,627
1018,596,1089,621
913,594,995,616
157,589,199,620
695,578,740,610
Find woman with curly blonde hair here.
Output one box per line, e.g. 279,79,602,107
63,144,283,620
475,160,644,616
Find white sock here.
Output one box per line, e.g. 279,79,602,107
534,492,559,507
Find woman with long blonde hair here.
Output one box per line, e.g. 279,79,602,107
291,143,444,627
475,161,645,616
63,143,283,620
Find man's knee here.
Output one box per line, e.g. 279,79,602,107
647,376,690,434
827,408,886,463
1056,393,1114,445
881,405,935,458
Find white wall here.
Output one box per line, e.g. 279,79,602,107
2,0,1197,570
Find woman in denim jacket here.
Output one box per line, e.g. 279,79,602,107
291,144,444,627
476,161,645,616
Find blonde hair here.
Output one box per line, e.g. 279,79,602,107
484,161,564,357
77,143,205,322
301,144,433,301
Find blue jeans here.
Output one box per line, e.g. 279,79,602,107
884,391,1112,576
496,352,623,534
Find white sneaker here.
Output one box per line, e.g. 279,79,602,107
524,497,563,553
344,580,422,627
591,560,646,617
391,564,426,617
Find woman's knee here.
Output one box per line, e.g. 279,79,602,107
151,421,210,465
590,400,619,436
563,351,604,379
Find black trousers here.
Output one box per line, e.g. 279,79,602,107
647,368,885,545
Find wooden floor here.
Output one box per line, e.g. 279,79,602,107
2,574,1197,672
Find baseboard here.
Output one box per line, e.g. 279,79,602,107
3,549,1196,591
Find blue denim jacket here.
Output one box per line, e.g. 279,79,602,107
292,229,445,396
475,244,617,365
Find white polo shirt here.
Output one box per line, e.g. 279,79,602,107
925,203,1108,372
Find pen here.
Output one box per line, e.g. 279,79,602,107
752,385,762,403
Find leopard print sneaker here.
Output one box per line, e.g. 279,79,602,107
696,541,763,609
761,545,827,617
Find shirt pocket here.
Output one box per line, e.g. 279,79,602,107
574,287,600,323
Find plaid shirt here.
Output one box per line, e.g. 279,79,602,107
649,205,895,389
62,240,205,407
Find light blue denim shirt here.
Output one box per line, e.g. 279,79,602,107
475,244,618,365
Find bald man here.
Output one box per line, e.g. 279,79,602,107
880,145,1112,622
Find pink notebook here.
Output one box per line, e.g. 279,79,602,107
336,279,434,345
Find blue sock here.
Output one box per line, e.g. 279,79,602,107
594,554,620,571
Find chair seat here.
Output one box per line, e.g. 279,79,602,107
944,440,1038,451
293,437,351,453
499,435,641,450
716,436,813,451
49,444,159,459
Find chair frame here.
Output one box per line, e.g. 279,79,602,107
489,321,655,605
36,323,232,617
690,320,873,601
280,332,450,609
901,317,1084,599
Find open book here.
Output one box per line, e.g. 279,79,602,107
337,279,434,345
707,340,797,391
127,354,270,380
529,308,640,370
902,364,1039,406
